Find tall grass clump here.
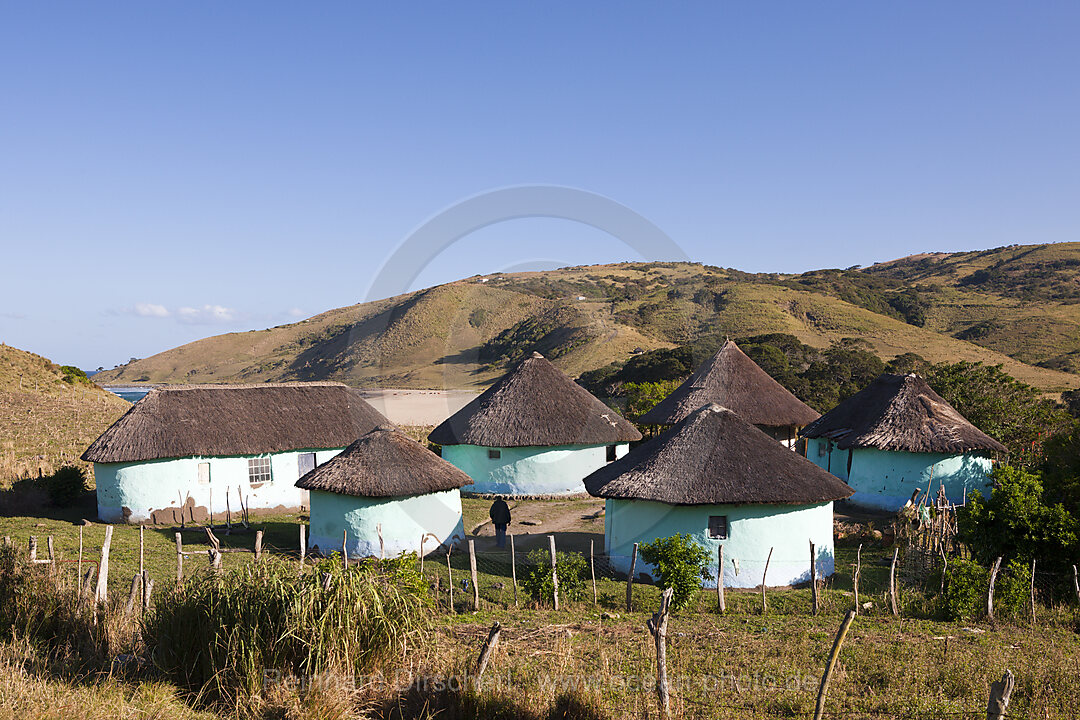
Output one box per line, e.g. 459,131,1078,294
143,554,432,700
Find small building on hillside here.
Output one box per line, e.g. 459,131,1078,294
799,373,1006,511
638,339,819,448
585,404,853,589
296,425,471,558
429,352,642,496
83,383,389,524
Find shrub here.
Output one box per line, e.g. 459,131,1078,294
142,554,431,699
42,465,88,506
638,534,709,611
943,559,988,621
995,559,1033,619
520,550,589,605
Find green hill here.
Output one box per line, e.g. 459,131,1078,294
0,345,129,484
93,245,1080,393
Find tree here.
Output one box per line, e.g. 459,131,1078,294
638,534,709,611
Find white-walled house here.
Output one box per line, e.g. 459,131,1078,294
83,383,389,524
429,352,642,496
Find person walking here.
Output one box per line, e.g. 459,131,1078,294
489,498,511,548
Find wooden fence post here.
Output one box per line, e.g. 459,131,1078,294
810,540,819,616
254,530,264,562
716,544,725,613
987,556,1002,621
1030,558,1036,624
548,535,559,611
1073,565,1080,606
377,523,384,560
888,547,900,617
142,570,153,612
175,532,183,586
46,536,54,565
469,539,480,611
853,543,862,614
342,529,348,569
761,547,774,614
125,574,141,616
78,526,83,583
510,533,518,606
626,542,638,612
646,587,675,718
28,536,37,562
986,669,1015,720
299,523,306,568
590,539,597,605
95,525,114,606
474,621,502,682
812,609,856,720
446,546,455,612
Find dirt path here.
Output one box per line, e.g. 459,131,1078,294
462,497,605,553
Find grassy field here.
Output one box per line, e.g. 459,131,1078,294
0,498,1078,719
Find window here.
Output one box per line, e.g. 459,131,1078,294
298,452,316,478
606,444,617,462
708,515,728,540
247,457,272,484
197,462,210,485
487,448,501,459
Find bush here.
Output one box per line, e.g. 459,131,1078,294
520,550,589,605
143,554,431,699
995,559,1033,620
638,534,709,611
942,559,988,621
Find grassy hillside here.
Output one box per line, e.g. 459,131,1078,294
94,246,1080,393
0,345,129,485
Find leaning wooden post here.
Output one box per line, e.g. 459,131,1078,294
548,535,559,611
716,544,725,613
761,546,774,614
28,536,37,562
419,533,426,575
175,532,183,586
78,525,84,585
888,547,900,617
626,542,638,612
46,536,55,566
124,574,141,616
1029,558,1036,624
853,543,862,614
812,609,856,720
987,556,1002,621
342,529,348,569
142,571,154,612
94,525,114,607
986,669,1015,720
810,540,819,616
446,546,455,612
1073,565,1080,606
474,621,502,683
254,530,264,562
377,523,384,560
589,539,597,605
299,523,306,568
509,532,518,606
646,587,675,718
469,539,480,611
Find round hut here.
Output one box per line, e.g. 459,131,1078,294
638,339,819,448
83,383,389,524
799,373,1006,511
429,352,642,496
296,425,472,558
585,403,853,589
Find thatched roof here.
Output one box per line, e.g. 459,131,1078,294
585,404,853,505
799,373,1007,454
638,340,820,427
296,425,472,498
428,352,641,447
83,383,390,463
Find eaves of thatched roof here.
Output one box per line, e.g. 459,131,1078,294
82,383,390,463
799,373,1006,454
638,340,820,427
585,404,853,506
296,425,472,498
428,352,641,447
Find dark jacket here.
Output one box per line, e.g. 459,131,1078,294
489,499,511,525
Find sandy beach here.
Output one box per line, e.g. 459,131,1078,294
356,388,479,426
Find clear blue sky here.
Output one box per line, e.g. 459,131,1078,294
2,2,1078,370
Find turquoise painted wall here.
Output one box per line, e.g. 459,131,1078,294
94,447,343,523
442,443,630,495
805,438,993,511
604,498,835,589
306,488,465,558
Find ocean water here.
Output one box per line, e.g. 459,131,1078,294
105,387,150,403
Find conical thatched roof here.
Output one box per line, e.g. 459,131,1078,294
83,383,390,463
429,352,641,447
799,373,1007,454
638,340,820,427
296,425,472,498
585,404,853,505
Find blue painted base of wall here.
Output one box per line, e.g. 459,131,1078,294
442,443,629,496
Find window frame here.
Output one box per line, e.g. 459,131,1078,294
247,456,273,485
606,444,618,462
487,448,502,460
707,515,728,540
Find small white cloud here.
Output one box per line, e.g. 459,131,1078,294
287,308,305,318
134,303,170,318
177,305,240,325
